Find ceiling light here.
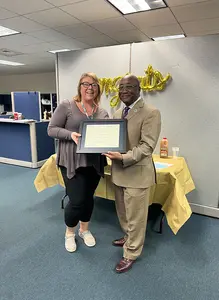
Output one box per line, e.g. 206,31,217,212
48,49,71,54
152,34,185,41
0,60,25,66
0,25,20,37
107,0,166,14
107,0,150,14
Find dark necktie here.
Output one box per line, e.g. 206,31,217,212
123,106,130,118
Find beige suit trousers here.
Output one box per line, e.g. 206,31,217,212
114,184,150,260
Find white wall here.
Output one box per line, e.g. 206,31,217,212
56,36,219,212
57,44,131,115
131,36,219,209
0,72,56,93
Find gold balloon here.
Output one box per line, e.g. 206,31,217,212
99,65,171,107
110,95,120,107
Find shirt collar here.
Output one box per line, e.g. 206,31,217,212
128,97,141,109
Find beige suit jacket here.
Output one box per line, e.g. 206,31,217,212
111,99,161,189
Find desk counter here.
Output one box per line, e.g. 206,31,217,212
0,118,55,168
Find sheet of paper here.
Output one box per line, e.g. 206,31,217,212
155,162,173,169
84,124,120,148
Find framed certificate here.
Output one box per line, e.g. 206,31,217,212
76,119,127,154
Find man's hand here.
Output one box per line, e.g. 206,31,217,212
103,152,123,161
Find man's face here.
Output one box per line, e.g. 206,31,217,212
118,77,140,106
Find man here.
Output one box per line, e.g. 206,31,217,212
104,75,161,273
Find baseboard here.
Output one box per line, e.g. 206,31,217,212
36,159,47,168
0,157,47,168
0,157,33,168
190,203,219,218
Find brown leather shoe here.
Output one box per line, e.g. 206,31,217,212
115,258,135,273
112,237,126,247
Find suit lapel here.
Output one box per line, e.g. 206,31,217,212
114,108,123,119
127,99,144,121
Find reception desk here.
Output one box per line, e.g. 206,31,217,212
0,119,55,168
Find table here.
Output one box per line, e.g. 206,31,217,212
34,154,195,234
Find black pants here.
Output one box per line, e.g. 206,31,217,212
60,166,100,228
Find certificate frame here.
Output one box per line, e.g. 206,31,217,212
76,119,127,154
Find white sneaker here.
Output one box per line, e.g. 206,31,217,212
78,230,96,247
65,234,77,252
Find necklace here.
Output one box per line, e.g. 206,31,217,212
81,101,95,120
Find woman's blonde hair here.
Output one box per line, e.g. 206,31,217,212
74,72,101,105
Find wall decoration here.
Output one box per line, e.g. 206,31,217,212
99,65,171,107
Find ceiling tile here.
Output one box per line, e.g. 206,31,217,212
0,33,43,46
0,59,55,75
0,7,17,19
166,0,209,7
76,34,118,47
52,38,89,49
171,1,219,22
142,23,184,37
7,53,54,64
108,29,150,43
46,0,88,6
0,53,53,62
27,29,74,42
60,0,121,22
55,23,101,38
0,0,54,15
186,29,219,36
25,8,80,28
36,51,57,59
0,16,47,33
181,17,219,35
0,54,17,61
88,17,136,34
24,42,59,53
125,8,177,29
10,42,58,54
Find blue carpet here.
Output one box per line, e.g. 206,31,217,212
0,163,219,300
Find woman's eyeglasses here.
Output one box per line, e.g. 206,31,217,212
80,82,99,89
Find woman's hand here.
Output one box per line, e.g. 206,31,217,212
71,132,81,144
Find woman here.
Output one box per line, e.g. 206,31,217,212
48,72,109,252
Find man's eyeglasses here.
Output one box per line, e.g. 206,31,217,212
80,82,99,89
118,84,138,91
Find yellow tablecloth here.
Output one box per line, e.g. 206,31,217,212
34,154,195,235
